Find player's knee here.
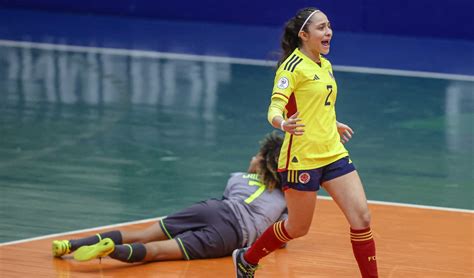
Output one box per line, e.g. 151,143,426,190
359,210,371,228
350,209,372,229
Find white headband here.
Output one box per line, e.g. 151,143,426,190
298,10,320,34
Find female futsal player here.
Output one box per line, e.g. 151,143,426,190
232,8,378,278
52,133,287,263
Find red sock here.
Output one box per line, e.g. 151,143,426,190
350,227,378,278
244,220,292,265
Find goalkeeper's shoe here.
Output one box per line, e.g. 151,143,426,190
74,238,115,262
52,240,71,257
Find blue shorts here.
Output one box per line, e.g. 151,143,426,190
280,156,356,192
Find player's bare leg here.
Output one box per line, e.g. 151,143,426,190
323,170,378,277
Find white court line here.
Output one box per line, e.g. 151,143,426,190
0,197,471,247
319,196,474,213
0,217,164,247
0,39,473,82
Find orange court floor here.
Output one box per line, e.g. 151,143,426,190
0,198,472,278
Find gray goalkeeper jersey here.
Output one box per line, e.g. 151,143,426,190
222,172,287,247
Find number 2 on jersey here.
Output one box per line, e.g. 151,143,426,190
325,85,333,106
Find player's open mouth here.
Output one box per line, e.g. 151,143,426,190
322,40,330,47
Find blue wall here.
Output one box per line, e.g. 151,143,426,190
1,0,473,41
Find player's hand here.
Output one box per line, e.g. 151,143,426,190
337,122,354,144
281,112,305,136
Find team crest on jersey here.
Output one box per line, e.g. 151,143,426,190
277,77,289,89
298,172,311,184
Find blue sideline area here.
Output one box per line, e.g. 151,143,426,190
0,8,473,76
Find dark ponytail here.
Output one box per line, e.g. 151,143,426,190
277,7,319,67
257,132,283,191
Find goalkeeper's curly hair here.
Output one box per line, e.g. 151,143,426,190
257,131,284,191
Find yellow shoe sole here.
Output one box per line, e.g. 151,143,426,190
74,238,115,262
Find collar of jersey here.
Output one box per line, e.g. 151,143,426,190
295,48,326,69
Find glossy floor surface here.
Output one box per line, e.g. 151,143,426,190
1,199,472,277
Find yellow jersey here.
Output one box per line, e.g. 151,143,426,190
271,48,348,171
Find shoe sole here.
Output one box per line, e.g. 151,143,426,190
74,239,114,262
74,246,96,261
